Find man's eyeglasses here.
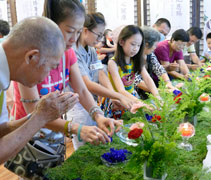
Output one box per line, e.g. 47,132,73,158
89,29,103,41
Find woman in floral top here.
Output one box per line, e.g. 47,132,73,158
135,27,176,98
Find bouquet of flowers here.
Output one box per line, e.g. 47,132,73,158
176,69,208,119
123,80,186,179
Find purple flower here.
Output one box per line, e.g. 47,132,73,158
145,114,153,121
101,148,132,163
173,90,182,96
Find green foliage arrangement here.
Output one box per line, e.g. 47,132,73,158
46,110,211,180
124,80,185,178
46,69,211,180
175,69,206,118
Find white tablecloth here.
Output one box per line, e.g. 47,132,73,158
203,135,211,172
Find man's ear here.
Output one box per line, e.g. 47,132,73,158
83,27,89,35
119,39,125,46
24,49,40,65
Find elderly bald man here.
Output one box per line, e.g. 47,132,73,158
0,16,78,164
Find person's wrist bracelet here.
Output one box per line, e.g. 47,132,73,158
20,98,39,103
89,106,104,121
77,124,83,142
64,121,69,137
64,119,73,138
26,113,32,120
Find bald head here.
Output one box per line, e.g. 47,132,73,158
7,16,65,64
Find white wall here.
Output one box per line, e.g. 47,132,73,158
96,0,134,30
149,0,190,37
0,0,8,21
16,0,45,22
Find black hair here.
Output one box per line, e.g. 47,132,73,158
115,25,145,74
43,0,85,24
84,12,106,30
154,18,171,29
171,29,189,42
206,32,211,40
0,20,10,36
187,27,202,39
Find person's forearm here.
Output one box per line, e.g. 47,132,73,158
168,71,184,79
180,65,189,75
0,113,46,164
137,81,150,92
191,54,201,65
160,73,170,82
0,116,29,137
97,47,115,54
85,80,124,102
119,89,138,102
160,74,174,89
99,70,114,90
143,77,159,96
162,64,169,70
45,118,79,135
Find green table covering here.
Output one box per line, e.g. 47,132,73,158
47,111,211,180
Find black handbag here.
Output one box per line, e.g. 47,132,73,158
4,138,65,180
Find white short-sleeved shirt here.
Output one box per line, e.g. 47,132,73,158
183,44,196,56
0,43,10,124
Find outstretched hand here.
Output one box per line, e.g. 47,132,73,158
80,125,110,145
95,114,123,136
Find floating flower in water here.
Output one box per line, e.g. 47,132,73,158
101,148,132,164
128,128,143,139
179,122,195,137
203,74,210,79
199,93,210,102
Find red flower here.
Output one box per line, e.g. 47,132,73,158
151,115,162,122
203,75,210,79
173,92,182,104
128,128,143,139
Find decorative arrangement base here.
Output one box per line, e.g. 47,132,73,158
184,115,197,127
143,162,167,180
178,142,193,151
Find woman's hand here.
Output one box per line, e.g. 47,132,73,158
80,125,110,145
111,95,134,110
94,114,123,136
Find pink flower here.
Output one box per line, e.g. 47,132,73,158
130,101,145,114
130,122,145,130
